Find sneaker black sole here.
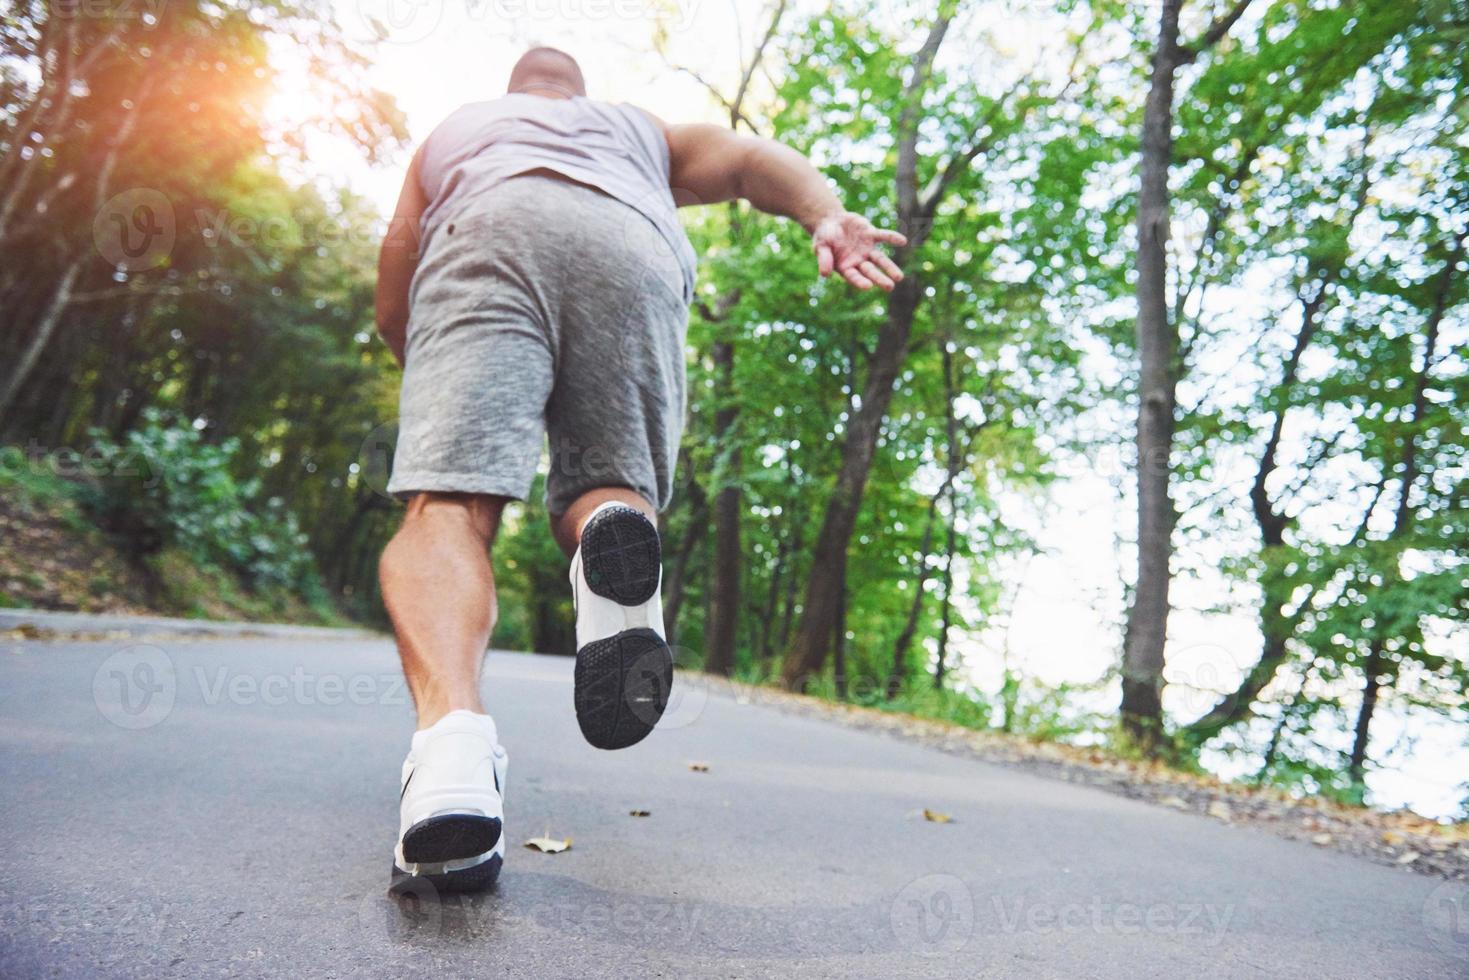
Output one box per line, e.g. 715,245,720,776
400,813,502,865
389,853,503,895
574,627,673,750
580,506,661,605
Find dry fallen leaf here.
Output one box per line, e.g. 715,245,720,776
1396,851,1420,865
1312,833,1333,846
524,836,572,854
688,762,710,773
1160,796,1189,810
629,809,651,817
1206,801,1233,822
922,809,954,824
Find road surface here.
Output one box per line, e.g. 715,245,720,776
0,628,1463,977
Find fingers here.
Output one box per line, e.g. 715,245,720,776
840,264,874,289
859,259,895,291
872,251,904,284
815,241,834,277
814,216,907,291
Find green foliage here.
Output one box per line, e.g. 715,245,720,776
85,409,326,602
0,450,88,518
647,2,1091,702
877,681,997,733
1010,680,1114,746
492,477,577,656
1162,0,1469,793
1,0,408,620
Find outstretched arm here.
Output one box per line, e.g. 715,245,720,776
375,150,427,366
656,119,907,292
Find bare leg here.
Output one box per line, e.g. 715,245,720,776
550,487,655,558
379,492,508,729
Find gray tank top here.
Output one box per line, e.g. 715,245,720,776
416,94,696,302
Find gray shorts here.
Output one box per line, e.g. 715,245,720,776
387,174,689,514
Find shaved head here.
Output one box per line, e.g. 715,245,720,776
507,46,587,98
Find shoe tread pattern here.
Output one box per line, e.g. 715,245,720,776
389,853,503,895
401,813,502,865
581,507,661,606
573,627,672,750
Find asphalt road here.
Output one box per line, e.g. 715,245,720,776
0,629,1464,978
0,607,375,639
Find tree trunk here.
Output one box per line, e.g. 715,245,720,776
781,277,922,689
1120,0,1185,754
833,558,848,701
778,7,955,691
676,2,788,670
1254,654,1322,781
1256,700,1290,780
660,524,702,644
890,336,967,698
1347,643,1383,791
661,466,708,644
758,523,791,661
887,480,952,699
0,260,82,419
776,516,803,654
933,501,958,690
0,18,127,245
0,77,147,417
705,339,741,676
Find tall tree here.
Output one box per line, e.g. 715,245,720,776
1164,1,1464,773
659,1,787,676
781,0,1056,690
1120,0,1254,752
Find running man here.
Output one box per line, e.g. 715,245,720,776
375,46,904,892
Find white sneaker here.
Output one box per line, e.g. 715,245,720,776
390,709,508,893
569,502,674,750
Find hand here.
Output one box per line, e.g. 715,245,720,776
811,211,908,291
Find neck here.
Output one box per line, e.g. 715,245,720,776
510,81,578,100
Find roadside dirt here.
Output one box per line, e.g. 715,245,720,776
0,493,154,614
